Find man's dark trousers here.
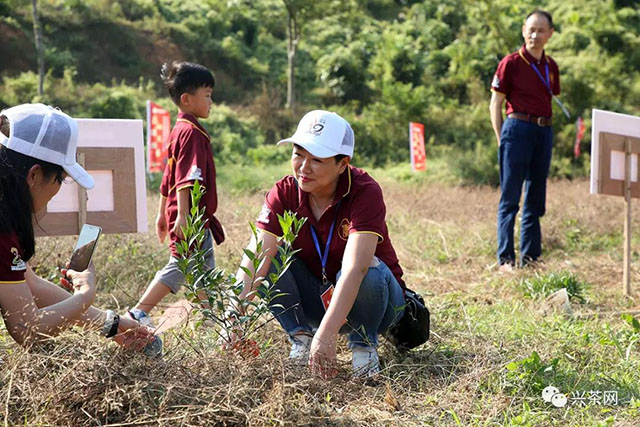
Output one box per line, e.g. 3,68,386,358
497,117,553,266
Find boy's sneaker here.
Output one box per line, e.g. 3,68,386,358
144,335,163,359
352,346,380,378
126,309,162,358
127,308,155,328
289,333,313,365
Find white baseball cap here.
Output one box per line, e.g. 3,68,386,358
277,110,354,158
0,103,94,189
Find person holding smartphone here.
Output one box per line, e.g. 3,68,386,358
0,103,159,353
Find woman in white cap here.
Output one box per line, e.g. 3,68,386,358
0,103,158,352
230,110,406,378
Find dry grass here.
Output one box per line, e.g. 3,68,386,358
2,176,639,425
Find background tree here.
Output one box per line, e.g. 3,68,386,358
1,0,639,182
30,0,44,97
281,0,325,110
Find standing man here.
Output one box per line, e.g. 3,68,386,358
490,10,559,272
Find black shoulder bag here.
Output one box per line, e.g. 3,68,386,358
385,287,430,351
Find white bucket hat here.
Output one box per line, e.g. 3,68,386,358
277,110,354,159
0,103,94,189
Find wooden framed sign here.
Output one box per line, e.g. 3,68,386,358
590,109,640,196
595,132,640,198
35,119,148,236
590,109,640,296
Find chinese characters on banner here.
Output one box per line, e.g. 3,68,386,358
409,122,426,172
146,101,171,173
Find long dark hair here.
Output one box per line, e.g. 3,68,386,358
0,145,64,261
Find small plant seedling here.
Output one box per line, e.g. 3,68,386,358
176,181,306,353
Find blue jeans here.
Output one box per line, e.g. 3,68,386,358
263,256,405,348
497,117,553,266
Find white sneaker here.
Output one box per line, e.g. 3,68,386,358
289,333,312,364
127,309,155,329
352,346,380,378
124,309,162,358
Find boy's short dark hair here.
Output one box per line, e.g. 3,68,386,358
161,61,215,105
526,10,553,29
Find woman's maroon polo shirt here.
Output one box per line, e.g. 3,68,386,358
256,166,405,288
491,44,560,118
160,112,224,257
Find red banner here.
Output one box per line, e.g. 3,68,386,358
409,122,426,172
574,116,586,159
146,101,171,173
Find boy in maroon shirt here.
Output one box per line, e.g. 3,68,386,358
128,62,224,325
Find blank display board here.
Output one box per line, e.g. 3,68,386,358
48,170,115,213
36,119,148,236
596,132,640,198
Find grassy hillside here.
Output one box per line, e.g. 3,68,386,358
2,0,639,182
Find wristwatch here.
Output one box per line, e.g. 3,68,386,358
101,309,120,338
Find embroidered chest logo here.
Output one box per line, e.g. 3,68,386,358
257,204,271,224
187,165,203,181
338,218,350,241
10,247,26,272
549,72,555,86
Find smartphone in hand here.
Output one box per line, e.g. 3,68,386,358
69,224,102,271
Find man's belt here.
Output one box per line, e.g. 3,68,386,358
508,113,552,127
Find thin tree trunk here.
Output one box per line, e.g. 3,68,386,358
285,12,297,110
31,0,44,97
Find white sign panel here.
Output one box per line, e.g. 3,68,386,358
42,119,148,234
590,109,640,194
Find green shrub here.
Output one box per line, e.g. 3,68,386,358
217,162,290,195
504,351,560,396
89,89,138,119
519,271,588,303
203,104,266,165
449,140,499,187
1,71,39,106
247,144,289,165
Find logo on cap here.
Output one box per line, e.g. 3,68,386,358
306,119,326,136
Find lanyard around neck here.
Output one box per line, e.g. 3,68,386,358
531,62,551,94
309,200,342,285
529,62,571,119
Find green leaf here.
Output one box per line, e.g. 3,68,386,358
622,313,640,332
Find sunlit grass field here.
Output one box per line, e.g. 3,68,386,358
2,162,639,425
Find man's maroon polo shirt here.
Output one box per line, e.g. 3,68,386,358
491,44,560,118
160,112,223,257
256,166,405,288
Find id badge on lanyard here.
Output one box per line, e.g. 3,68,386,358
310,201,342,312
320,285,334,311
